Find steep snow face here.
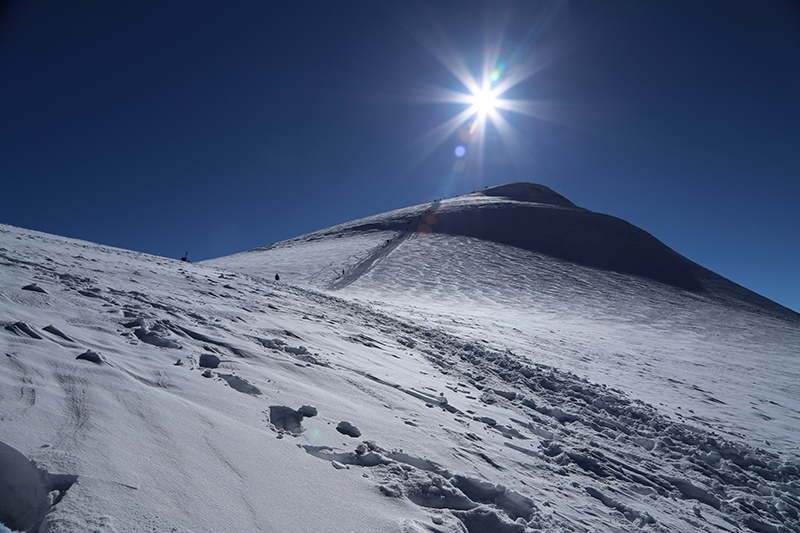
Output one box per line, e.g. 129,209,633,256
2,181,800,533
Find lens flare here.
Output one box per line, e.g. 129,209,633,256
401,52,545,181
305,427,323,445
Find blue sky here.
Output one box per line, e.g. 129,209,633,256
1,1,798,312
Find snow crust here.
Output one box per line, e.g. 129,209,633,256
2,183,799,531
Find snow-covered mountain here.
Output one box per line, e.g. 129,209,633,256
209,183,799,451
2,183,798,532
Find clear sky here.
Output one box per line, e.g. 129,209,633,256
1,1,798,313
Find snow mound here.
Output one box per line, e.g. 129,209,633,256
0,441,77,532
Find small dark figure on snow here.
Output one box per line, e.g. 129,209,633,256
180,251,189,262
275,273,280,281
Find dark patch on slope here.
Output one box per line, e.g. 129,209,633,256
432,204,702,291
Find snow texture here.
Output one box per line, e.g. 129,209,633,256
1,182,799,532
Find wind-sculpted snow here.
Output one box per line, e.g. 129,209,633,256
2,205,800,532
5,321,44,339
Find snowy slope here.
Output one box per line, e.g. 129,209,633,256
1,183,799,532
209,183,800,454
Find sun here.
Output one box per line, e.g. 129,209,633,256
469,86,498,116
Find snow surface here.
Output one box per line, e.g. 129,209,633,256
2,182,799,532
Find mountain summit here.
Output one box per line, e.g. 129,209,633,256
467,182,577,207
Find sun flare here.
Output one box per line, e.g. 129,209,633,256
400,46,549,178
392,2,566,184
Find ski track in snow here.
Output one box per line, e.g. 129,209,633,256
2,196,800,533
